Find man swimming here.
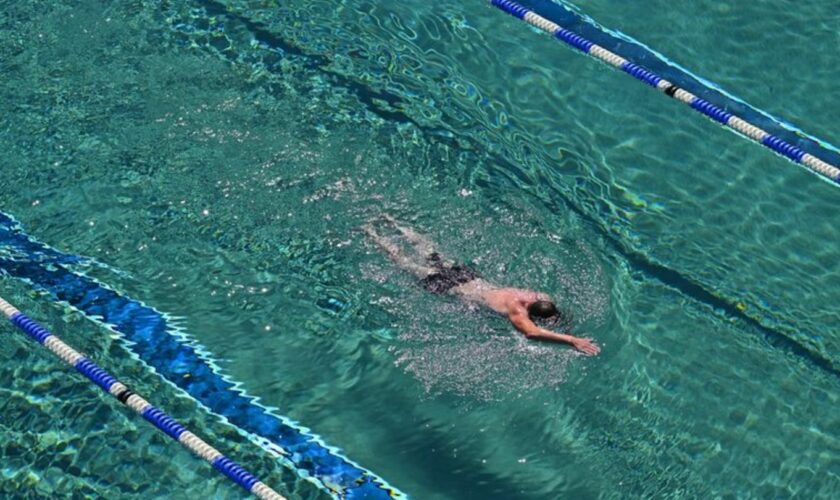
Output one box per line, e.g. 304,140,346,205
364,216,601,356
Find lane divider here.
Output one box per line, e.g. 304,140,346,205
489,0,840,184
0,295,284,500
0,212,402,499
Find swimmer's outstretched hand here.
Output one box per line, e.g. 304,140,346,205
510,311,601,355
571,337,601,356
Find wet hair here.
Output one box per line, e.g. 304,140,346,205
528,300,574,332
528,300,559,319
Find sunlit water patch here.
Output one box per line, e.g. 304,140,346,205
1,0,839,498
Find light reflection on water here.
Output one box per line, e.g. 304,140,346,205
0,0,839,498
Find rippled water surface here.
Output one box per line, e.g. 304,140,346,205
1,0,838,498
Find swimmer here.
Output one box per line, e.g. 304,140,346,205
363,216,601,356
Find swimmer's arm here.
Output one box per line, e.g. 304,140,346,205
508,310,600,356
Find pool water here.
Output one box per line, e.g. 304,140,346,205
1,0,838,498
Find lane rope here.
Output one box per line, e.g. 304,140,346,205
488,0,840,184
0,212,401,499
0,295,285,500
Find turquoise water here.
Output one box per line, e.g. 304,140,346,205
1,0,838,498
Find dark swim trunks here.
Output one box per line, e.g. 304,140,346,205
419,252,479,294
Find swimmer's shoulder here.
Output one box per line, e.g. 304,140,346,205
471,286,526,312
496,287,536,301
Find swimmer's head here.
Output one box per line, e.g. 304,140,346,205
528,300,574,332
527,300,559,319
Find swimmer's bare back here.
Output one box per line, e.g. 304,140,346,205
365,217,600,356
453,280,600,356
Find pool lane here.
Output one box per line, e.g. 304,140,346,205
163,0,840,380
